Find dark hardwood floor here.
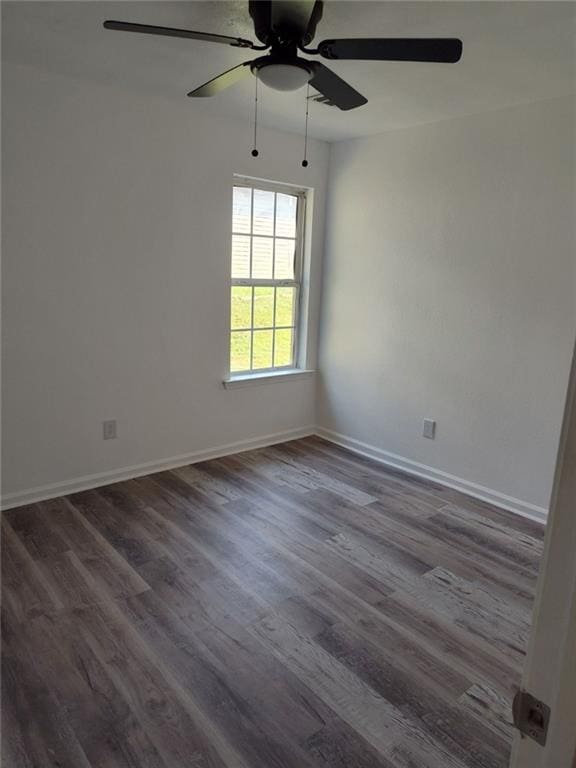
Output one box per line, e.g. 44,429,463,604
2,436,545,768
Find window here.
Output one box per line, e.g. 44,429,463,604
229,181,305,375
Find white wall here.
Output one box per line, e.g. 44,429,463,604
1,62,329,501
318,97,575,513
4,58,574,516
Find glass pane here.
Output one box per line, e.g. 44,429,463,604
252,330,273,369
253,287,274,328
253,189,274,236
252,237,273,279
275,287,295,327
232,186,251,234
275,193,297,238
230,331,251,372
274,239,295,279
274,328,293,367
231,286,252,330
232,235,250,278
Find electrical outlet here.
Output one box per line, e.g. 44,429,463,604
423,419,436,440
103,420,117,440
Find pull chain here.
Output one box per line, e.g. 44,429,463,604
302,84,310,168
251,74,259,157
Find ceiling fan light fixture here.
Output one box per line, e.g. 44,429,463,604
252,59,313,91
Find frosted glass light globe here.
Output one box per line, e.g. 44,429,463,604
256,62,312,91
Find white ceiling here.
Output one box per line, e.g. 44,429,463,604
3,1,575,141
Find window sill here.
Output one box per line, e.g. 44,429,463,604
223,369,315,390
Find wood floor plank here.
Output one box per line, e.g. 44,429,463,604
173,462,247,505
1,437,543,768
134,474,270,569
68,488,164,567
34,549,110,611
2,625,93,768
278,440,441,519
417,568,531,660
373,592,523,691
190,498,516,708
359,500,536,607
217,496,395,605
304,437,544,539
371,497,539,588
251,611,468,768
1,516,63,624
126,589,330,742
120,591,322,768
304,718,398,768
430,505,542,572
17,612,169,768
254,444,379,506
143,467,395,607
325,530,428,592
302,586,472,700
74,600,249,768
438,502,543,555
201,455,343,541
459,682,517,743
432,489,546,540
313,620,508,768
250,485,434,578
191,629,327,766
302,437,451,512
38,497,151,600
5,502,70,560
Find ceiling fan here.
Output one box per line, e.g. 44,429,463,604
104,0,463,111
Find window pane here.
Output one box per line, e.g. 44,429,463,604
274,328,293,367
232,235,250,278
252,330,273,369
275,193,297,238
253,189,274,236
253,287,274,328
275,287,295,327
252,237,273,279
230,331,251,372
233,186,251,234
274,239,295,279
231,286,252,330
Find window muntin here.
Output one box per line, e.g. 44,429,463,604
230,182,304,375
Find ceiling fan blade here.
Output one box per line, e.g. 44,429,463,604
187,62,254,98
318,38,463,63
103,21,258,49
309,62,367,111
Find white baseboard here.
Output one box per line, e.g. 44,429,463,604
2,423,548,525
315,427,548,525
0,426,315,511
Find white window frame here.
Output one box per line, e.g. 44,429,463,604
227,178,308,380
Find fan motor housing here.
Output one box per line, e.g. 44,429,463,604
249,0,324,46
